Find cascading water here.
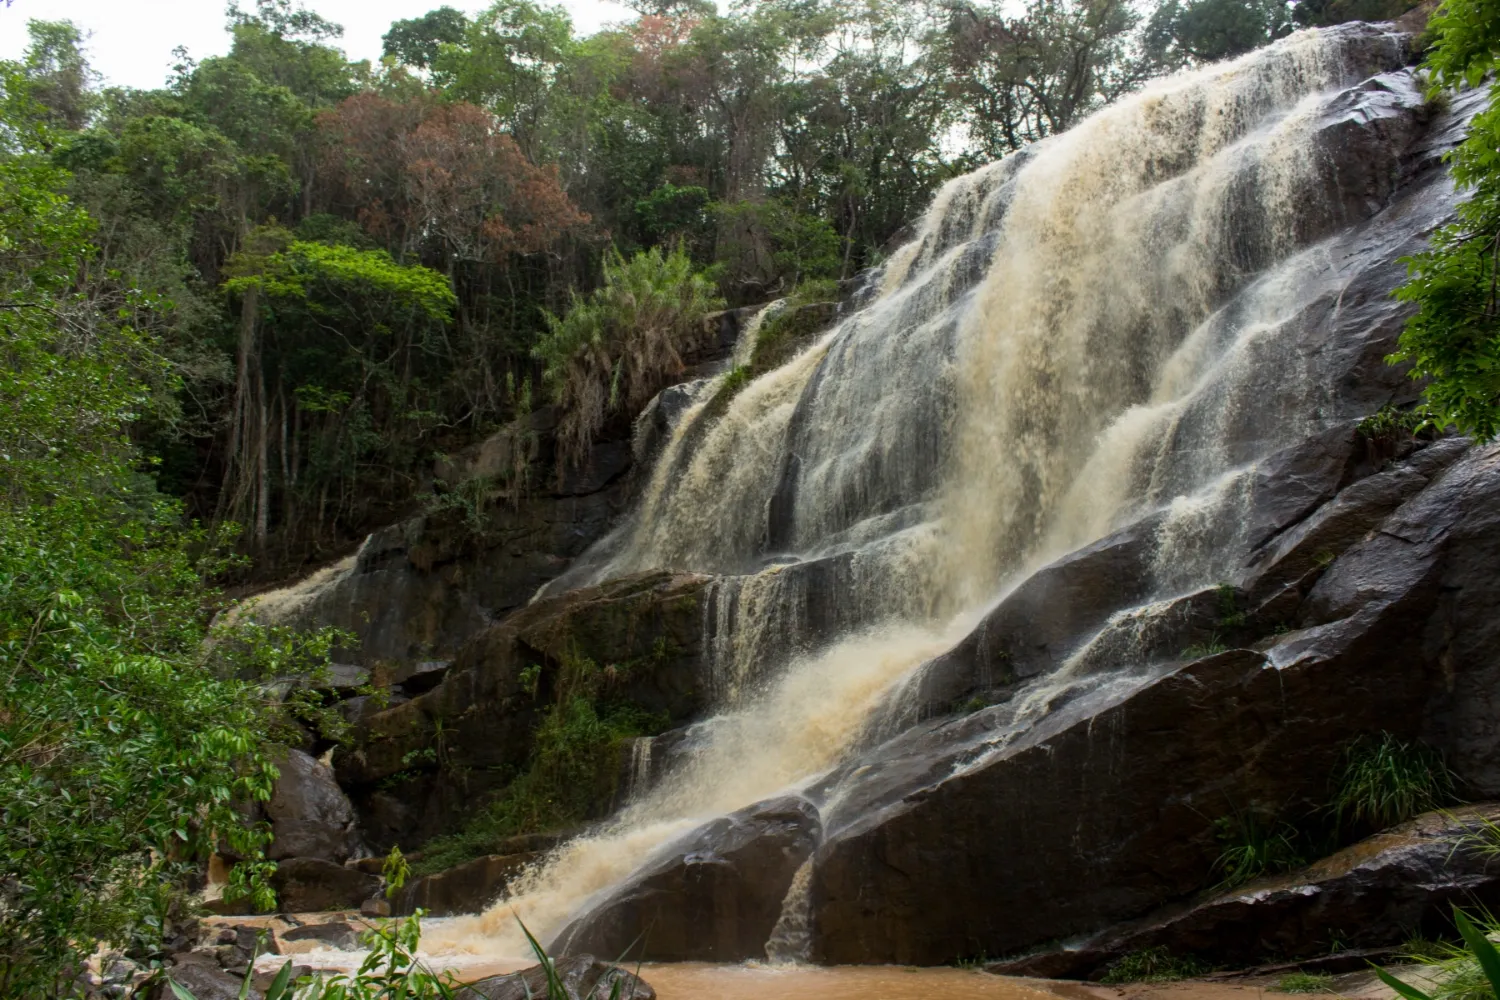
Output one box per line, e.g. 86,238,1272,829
423,23,1421,962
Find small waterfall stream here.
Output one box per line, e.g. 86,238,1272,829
422,23,1421,961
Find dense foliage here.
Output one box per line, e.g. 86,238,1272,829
0,62,342,997
1393,0,1500,440
4,0,1390,578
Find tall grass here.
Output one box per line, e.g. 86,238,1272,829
1379,910,1500,1000
1211,809,1305,889
1331,733,1459,833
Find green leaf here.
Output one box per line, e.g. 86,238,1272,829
1456,909,1500,995
1373,965,1436,1000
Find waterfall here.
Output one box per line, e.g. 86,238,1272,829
424,23,1417,960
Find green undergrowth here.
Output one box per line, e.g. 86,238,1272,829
1381,909,1500,1000
412,654,667,877
1211,809,1307,889
1206,732,1461,896
1099,946,1210,983
1277,971,1335,993
1331,732,1459,832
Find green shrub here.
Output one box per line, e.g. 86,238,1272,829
1331,733,1459,833
1099,946,1209,983
535,245,723,475
1181,637,1229,659
1211,810,1305,889
1277,971,1335,993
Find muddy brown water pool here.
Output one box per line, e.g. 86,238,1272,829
637,963,1066,999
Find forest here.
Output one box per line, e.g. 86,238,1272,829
6,0,1500,992
0,0,1408,578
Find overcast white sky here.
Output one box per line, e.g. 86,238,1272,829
0,0,637,90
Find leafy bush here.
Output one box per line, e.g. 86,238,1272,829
1277,971,1335,993
1389,0,1500,441
1331,733,1459,834
535,245,723,474
0,66,333,998
1099,946,1209,983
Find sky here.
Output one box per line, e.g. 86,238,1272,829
0,0,637,90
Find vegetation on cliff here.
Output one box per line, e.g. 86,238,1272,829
1395,0,1500,440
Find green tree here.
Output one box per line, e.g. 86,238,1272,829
384,6,471,69
1143,0,1291,68
18,19,99,131
936,0,1142,157
435,0,577,161
1390,0,1500,440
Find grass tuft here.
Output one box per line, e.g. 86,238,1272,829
1211,809,1305,889
1277,971,1335,993
1331,732,1459,833
1099,946,1209,983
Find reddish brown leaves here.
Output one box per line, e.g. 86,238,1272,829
319,93,589,262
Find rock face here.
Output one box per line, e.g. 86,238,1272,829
806,443,1500,965
335,570,712,850
990,805,1500,978
265,750,360,863
269,858,380,913
456,958,655,1000
240,304,754,678
553,796,820,962
393,852,538,917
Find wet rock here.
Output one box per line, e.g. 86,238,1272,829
337,571,711,850
360,897,392,918
240,410,639,677
1242,437,1470,621
154,953,258,1000
280,920,361,951
394,852,538,917
926,512,1167,692
456,957,655,1000
554,795,820,962
808,446,1500,965
266,749,359,863
391,660,451,696
990,805,1500,978
270,858,380,913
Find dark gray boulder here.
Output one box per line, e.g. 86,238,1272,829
156,954,259,1000
393,852,539,917
266,749,359,863
270,858,380,913
806,444,1500,965
989,805,1500,978
280,920,361,951
553,795,820,962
